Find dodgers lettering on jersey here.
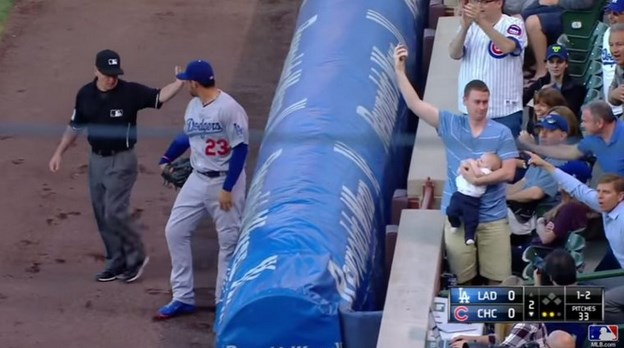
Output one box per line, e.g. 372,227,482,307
457,16,527,118
184,91,249,173
602,29,623,115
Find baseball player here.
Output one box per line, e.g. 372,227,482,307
155,60,248,320
48,49,184,283
449,0,527,137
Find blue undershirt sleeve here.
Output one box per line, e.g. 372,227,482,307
223,143,248,192
159,133,190,164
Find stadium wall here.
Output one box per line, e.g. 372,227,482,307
215,0,427,346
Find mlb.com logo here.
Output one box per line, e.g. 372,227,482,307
589,325,619,347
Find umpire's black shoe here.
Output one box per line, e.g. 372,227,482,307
119,256,150,283
95,269,124,282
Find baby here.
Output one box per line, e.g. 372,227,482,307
446,152,502,245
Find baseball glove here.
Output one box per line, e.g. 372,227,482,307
161,158,193,189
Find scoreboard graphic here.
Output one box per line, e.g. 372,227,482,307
448,286,604,323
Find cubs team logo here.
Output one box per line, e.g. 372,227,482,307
488,41,507,59
507,24,522,36
454,306,469,322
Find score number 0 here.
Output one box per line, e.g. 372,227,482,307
508,290,518,320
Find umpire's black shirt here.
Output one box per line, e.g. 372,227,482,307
69,78,162,152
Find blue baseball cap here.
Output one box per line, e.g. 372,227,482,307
559,160,592,184
545,44,569,61
536,114,569,133
176,60,215,85
606,0,624,13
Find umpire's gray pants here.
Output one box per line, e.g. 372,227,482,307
89,149,145,272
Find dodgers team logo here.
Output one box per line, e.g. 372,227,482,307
602,47,615,65
488,41,507,59
233,123,244,137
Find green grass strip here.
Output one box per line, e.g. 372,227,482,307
0,0,14,37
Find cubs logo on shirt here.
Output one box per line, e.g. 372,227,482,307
507,24,522,36
488,41,507,59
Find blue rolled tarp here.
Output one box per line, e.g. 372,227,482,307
215,0,425,346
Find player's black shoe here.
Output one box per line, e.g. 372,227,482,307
119,256,150,283
95,269,124,282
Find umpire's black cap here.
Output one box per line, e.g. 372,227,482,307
95,49,124,76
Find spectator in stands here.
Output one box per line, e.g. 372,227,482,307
544,330,576,348
507,115,570,236
514,90,571,182
449,0,526,137
605,284,624,323
394,45,518,285
607,24,624,109
521,0,598,81
510,159,591,273
523,44,586,118
504,0,537,16
548,105,583,143
602,1,624,117
526,152,624,270
533,249,588,347
519,100,624,175
533,161,592,247
526,87,567,137
447,153,502,245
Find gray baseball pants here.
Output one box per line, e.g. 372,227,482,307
165,170,246,305
88,149,145,272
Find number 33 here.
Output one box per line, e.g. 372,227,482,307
205,139,230,156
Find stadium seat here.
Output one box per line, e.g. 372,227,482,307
520,231,587,280
583,60,603,85
561,3,606,40
521,249,585,280
567,20,608,72
583,89,601,105
565,232,586,253
585,74,603,91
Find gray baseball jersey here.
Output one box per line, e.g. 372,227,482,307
184,91,249,172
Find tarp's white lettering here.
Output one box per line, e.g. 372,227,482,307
328,180,375,305
219,149,282,325
356,43,400,154
334,142,381,195
265,15,317,134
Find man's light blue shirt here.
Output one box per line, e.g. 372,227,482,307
552,168,624,268
438,111,519,222
577,120,624,175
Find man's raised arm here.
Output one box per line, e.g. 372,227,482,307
394,44,440,129
518,132,584,160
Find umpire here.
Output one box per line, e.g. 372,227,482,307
49,49,184,283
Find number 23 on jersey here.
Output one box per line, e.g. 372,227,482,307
205,138,230,156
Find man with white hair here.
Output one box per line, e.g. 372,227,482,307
545,330,575,348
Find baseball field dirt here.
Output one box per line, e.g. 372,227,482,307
0,0,300,347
